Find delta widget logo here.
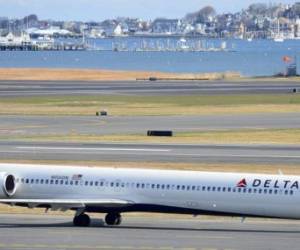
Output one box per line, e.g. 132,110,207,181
236,178,247,188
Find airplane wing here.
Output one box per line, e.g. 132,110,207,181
0,199,134,211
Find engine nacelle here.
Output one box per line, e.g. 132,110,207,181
0,172,17,198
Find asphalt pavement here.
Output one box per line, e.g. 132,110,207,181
1,113,300,136
1,80,300,96
0,141,300,164
0,214,299,250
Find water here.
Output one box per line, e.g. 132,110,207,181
0,37,299,77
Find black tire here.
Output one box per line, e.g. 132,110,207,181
105,213,121,225
73,214,91,227
115,217,122,225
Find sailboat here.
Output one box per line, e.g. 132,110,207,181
274,20,284,42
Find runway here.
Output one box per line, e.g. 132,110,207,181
1,80,300,96
1,113,300,136
0,141,300,164
0,214,299,250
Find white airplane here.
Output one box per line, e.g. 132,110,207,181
0,163,299,227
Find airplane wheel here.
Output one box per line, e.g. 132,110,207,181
115,216,122,225
73,213,91,227
105,213,121,226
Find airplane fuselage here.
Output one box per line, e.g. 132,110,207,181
0,163,299,225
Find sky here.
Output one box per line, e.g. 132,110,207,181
0,0,297,21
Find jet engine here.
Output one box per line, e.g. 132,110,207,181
0,172,17,197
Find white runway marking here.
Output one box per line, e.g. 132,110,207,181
17,146,171,152
178,153,300,158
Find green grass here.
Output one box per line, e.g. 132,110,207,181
2,129,300,145
2,94,300,106
1,94,300,116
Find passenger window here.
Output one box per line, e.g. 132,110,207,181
258,189,262,193
181,185,185,190
60,180,64,185
222,187,226,192
55,180,59,185
50,180,54,184
192,186,195,191
85,181,88,186
75,181,79,185
151,184,155,189
274,189,278,194
238,188,241,192
202,186,206,191
136,183,140,188
157,184,160,189
269,189,272,194
21,178,24,183
290,190,293,195
284,190,288,195
264,189,267,194
26,179,29,184
65,181,68,185
45,179,49,184
248,189,252,193
228,187,231,192
41,179,44,184
35,179,39,184
95,181,99,186
89,181,93,186
31,179,34,184
70,181,73,185
207,187,211,191
176,185,180,190
166,184,170,190
217,187,221,192
161,184,165,189
141,183,145,188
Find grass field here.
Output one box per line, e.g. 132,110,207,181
1,159,299,174
0,68,240,81
1,94,300,116
2,129,300,145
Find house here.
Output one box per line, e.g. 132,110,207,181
151,18,181,34
113,24,123,36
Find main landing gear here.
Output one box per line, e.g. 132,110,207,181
73,213,91,227
73,212,122,227
105,212,122,226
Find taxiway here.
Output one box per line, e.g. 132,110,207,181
0,214,299,250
